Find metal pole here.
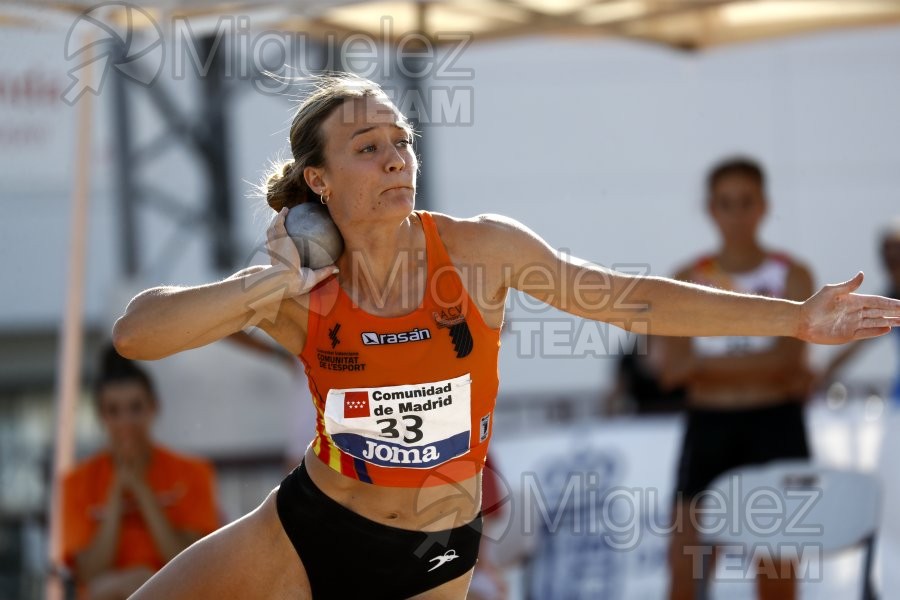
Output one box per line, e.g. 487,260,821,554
46,30,96,600
110,39,139,277
200,34,236,270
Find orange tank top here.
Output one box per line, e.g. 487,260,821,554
299,211,501,487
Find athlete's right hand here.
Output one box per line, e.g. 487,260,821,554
267,207,338,296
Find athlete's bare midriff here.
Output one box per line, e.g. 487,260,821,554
687,382,801,411
303,446,481,532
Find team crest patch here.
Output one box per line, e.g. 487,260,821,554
433,305,473,358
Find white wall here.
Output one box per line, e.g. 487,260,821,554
425,28,900,395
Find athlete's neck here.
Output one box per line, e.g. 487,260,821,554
336,213,426,312
111,442,154,472
716,240,766,273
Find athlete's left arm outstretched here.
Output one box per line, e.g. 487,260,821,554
473,214,899,344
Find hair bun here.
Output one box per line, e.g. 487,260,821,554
266,159,307,212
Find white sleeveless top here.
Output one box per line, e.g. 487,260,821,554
688,253,792,357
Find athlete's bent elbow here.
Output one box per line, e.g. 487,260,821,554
112,289,171,360
113,313,172,360
112,320,175,361
111,316,142,359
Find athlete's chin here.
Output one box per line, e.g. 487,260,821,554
379,190,416,213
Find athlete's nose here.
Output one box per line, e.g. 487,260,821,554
385,146,406,172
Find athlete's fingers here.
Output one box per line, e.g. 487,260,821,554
829,271,864,294
267,208,306,271
851,296,900,311
266,208,288,245
299,265,339,293
854,326,892,340
860,296,900,314
269,208,289,239
859,317,900,329
274,207,289,233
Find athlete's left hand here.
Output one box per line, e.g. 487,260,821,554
267,207,338,297
798,272,900,344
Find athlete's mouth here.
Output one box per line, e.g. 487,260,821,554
383,185,413,193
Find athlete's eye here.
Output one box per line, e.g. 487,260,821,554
360,144,376,153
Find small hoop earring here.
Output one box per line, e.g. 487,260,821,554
320,192,329,205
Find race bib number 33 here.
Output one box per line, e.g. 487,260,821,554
324,374,472,469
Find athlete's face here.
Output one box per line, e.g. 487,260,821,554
707,174,767,245
307,96,417,225
97,380,156,460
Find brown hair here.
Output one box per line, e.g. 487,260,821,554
264,73,414,212
882,217,900,271
706,156,766,193
93,344,158,410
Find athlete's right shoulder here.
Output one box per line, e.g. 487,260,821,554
433,212,545,266
673,255,711,282
425,212,519,250
63,451,109,483
426,211,520,231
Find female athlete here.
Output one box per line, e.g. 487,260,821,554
114,74,900,599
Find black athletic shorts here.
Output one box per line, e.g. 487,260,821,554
674,400,810,501
276,460,483,599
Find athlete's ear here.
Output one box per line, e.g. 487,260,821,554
304,166,326,194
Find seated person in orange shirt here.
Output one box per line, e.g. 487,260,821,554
61,347,220,600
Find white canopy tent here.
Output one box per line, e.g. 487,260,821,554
7,0,900,50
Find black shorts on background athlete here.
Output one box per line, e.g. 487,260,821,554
674,400,810,500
